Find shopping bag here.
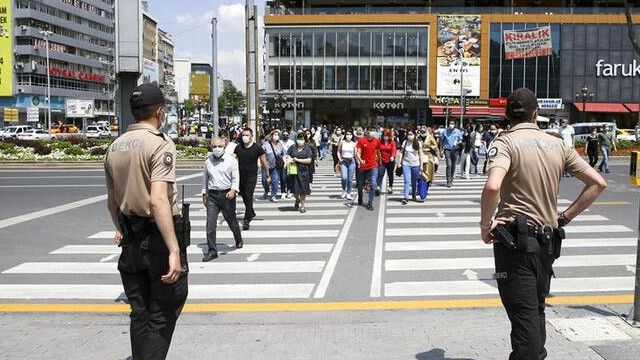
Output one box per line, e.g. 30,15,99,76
287,162,298,176
417,178,429,200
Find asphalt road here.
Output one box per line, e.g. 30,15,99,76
0,158,637,304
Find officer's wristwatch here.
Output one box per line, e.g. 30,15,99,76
557,212,570,227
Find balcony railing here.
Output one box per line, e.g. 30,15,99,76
266,6,638,16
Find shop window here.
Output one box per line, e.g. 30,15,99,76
314,33,324,58
302,66,313,90
406,66,418,91
418,31,428,57
279,66,291,90
280,33,291,57
383,66,394,91
372,66,382,90
337,33,348,57
360,67,371,91
325,32,336,58
395,32,406,58
325,66,335,90
360,31,371,57
372,32,383,57
418,66,427,91
383,33,394,57
302,32,312,57
348,33,359,58
407,33,418,57
336,66,347,90
348,66,358,90
314,66,323,90
394,66,405,91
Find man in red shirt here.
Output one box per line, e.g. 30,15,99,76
356,128,382,210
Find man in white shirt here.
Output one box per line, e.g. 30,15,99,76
558,119,575,148
202,137,242,261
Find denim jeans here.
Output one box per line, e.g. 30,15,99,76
357,167,378,205
340,159,356,194
402,164,420,199
269,167,281,198
444,149,459,183
319,141,328,159
377,161,396,189
599,146,610,172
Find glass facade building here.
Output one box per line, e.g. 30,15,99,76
267,27,429,95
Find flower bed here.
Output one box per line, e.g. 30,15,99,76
0,136,210,162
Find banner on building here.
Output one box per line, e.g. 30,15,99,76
537,98,562,110
191,73,210,97
66,99,95,118
3,108,18,123
503,26,553,60
26,107,39,123
0,0,13,97
436,15,482,97
142,59,159,84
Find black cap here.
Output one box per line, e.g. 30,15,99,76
129,82,166,109
506,87,538,120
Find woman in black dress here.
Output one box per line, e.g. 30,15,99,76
304,130,318,184
287,133,313,213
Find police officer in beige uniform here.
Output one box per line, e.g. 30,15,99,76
105,83,188,360
480,88,607,360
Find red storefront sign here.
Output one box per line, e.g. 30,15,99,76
48,66,107,83
489,98,507,108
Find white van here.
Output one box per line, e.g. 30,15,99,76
571,122,617,142
0,125,34,139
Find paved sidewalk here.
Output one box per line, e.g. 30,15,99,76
1,304,638,359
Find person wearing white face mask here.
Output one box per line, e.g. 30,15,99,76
234,128,270,230
202,137,243,262
287,133,313,213
337,130,356,199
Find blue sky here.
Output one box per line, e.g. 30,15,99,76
146,0,266,92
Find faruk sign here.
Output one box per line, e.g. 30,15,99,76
595,59,640,77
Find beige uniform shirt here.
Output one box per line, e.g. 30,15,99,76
104,122,179,217
487,122,591,227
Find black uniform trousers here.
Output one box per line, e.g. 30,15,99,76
206,189,243,252
494,241,554,360
118,214,188,360
239,174,258,221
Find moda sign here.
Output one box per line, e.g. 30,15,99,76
595,59,640,77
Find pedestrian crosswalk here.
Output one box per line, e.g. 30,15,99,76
373,172,638,299
0,163,358,301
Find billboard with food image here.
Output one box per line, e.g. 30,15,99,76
436,15,481,97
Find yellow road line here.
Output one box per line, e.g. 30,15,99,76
592,201,631,205
0,294,633,313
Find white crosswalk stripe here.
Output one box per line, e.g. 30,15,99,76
0,165,355,300
373,174,638,299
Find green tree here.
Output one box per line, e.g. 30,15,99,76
218,82,244,117
183,99,195,117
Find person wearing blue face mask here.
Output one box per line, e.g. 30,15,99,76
202,136,243,262
441,121,463,188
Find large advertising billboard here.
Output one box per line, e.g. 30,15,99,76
0,0,13,96
436,15,481,97
503,26,553,60
191,73,210,97
66,99,95,118
142,58,159,84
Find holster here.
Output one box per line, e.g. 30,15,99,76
500,215,564,258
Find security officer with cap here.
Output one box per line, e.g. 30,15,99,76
104,82,188,360
480,88,607,360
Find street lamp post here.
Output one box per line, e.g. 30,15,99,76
444,98,451,124
575,85,595,123
39,30,53,133
404,89,415,127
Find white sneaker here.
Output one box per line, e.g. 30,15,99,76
346,193,353,200
341,192,347,199
286,192,292,199
465,175,470,180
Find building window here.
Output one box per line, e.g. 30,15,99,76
383,66,394,91
314,66,323,90
348,66,358,90
336,66,347,90
360,66,371,91
337,33,348,57
325,66,335,90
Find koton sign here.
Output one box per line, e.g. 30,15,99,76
503,26,553,60
595,59,640,77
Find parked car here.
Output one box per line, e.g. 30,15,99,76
616,129,636,142
16,129,55,141
571,122,617,142
85,125,111,138
0,125,33,139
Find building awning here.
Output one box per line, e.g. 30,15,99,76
624,103,640,112
574,103,629,113
430,106,490,117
